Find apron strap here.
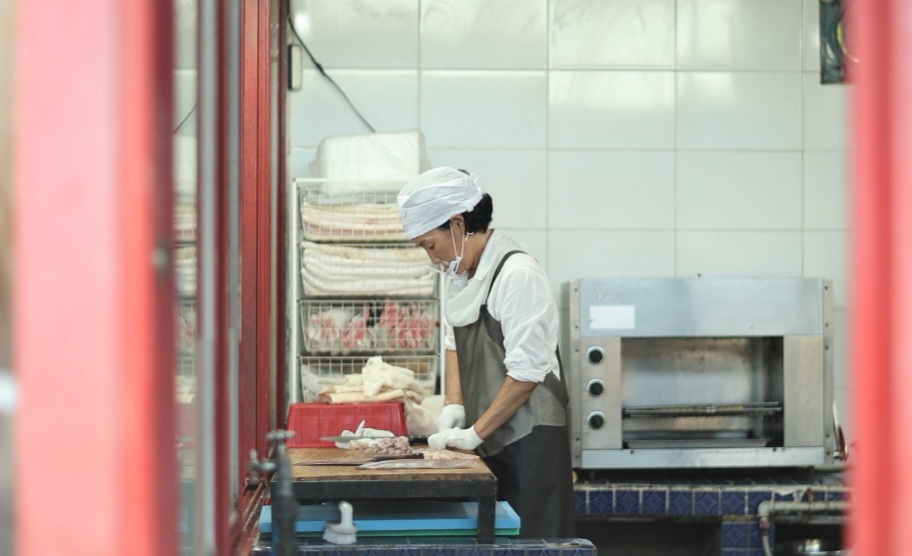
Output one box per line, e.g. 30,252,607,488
553,345,570,407
482,249,570,407
483,250,525,304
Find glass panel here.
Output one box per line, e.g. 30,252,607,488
173,0,198,552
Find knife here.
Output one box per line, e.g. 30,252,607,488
320,434,430,444
295,453,425,466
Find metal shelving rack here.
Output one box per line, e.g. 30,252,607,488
286,178,443,412
173,196,197,450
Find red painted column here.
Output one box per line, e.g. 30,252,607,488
238,0,273,474
849,0,912,554
275,0,289,435
13,1,175,555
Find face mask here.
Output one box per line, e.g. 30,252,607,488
445,228,472,286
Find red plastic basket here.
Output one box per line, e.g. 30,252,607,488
285,402,408,448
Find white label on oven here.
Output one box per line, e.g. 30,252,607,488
589,305,636,329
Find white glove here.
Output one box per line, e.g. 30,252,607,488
436,403,466,432
428,425,483,451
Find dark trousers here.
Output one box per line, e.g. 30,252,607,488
482,425,576,539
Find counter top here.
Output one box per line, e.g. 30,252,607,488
288,448,490,481
277,448,498,543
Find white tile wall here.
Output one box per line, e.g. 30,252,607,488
288,148,317,178
421,0,547,69
549,71,675,149
287,69,418,147
677,0,802,71
173,69,197,137
286,0,855,435
289,0,419,69
420,71,547,149
425,149,548,229
174,136,197,184
497,229,549,269
804,230,850,309
676,231,803,277
804,151,850,229
676,72,803,150
174,0,197,71
547,231,676,301
803,72,851,150
548,151,675,229
802,0,822,72
676,152,802,229
550,0,676,69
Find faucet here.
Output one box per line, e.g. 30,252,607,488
250,430,299,556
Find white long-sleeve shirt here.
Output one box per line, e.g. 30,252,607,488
443,232,561,383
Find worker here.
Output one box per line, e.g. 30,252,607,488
396,167,575,539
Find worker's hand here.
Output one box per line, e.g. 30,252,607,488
436,403,466,432
428,425,483,451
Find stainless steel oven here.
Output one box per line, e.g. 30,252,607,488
565,277,838,469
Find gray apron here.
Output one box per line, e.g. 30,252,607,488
453,250,576,538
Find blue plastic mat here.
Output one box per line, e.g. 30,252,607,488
259,500,520,537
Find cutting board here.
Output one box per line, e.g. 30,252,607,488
280,447,499,543
288,448,488,480
259,500,520,537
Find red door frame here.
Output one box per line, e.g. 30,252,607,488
14,0,277,553
194,0,275,551
849,1,912,555
13,1,177,555
275,0,290,436
213,1,232,552
237,0,273,469
231,0,275,551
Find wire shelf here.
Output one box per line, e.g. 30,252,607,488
299,355,438,401
174,201,196,242
175,373,196,404
300,298,439,354
176,301,196,355
299,241,436,297
288,170,444,408
296,179,409,243
174,245,196,296
177,353,196,377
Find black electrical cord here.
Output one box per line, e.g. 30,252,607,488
173,102,197,134
287,14,376,133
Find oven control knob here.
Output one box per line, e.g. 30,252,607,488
587,346,604,364
588,412,605,429
587,379,605,396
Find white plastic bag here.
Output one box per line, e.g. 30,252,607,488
404,394,445,436
308,130,431,194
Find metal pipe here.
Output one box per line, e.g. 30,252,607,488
267,430,300,556
758,500,849,521
758,500,849,556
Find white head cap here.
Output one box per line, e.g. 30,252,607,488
397,167,484,239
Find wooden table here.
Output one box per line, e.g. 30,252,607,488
276,448,499,543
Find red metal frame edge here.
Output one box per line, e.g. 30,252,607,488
849,1,912,555
231,0,273,552
275,0,289,434
13,0,177,554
